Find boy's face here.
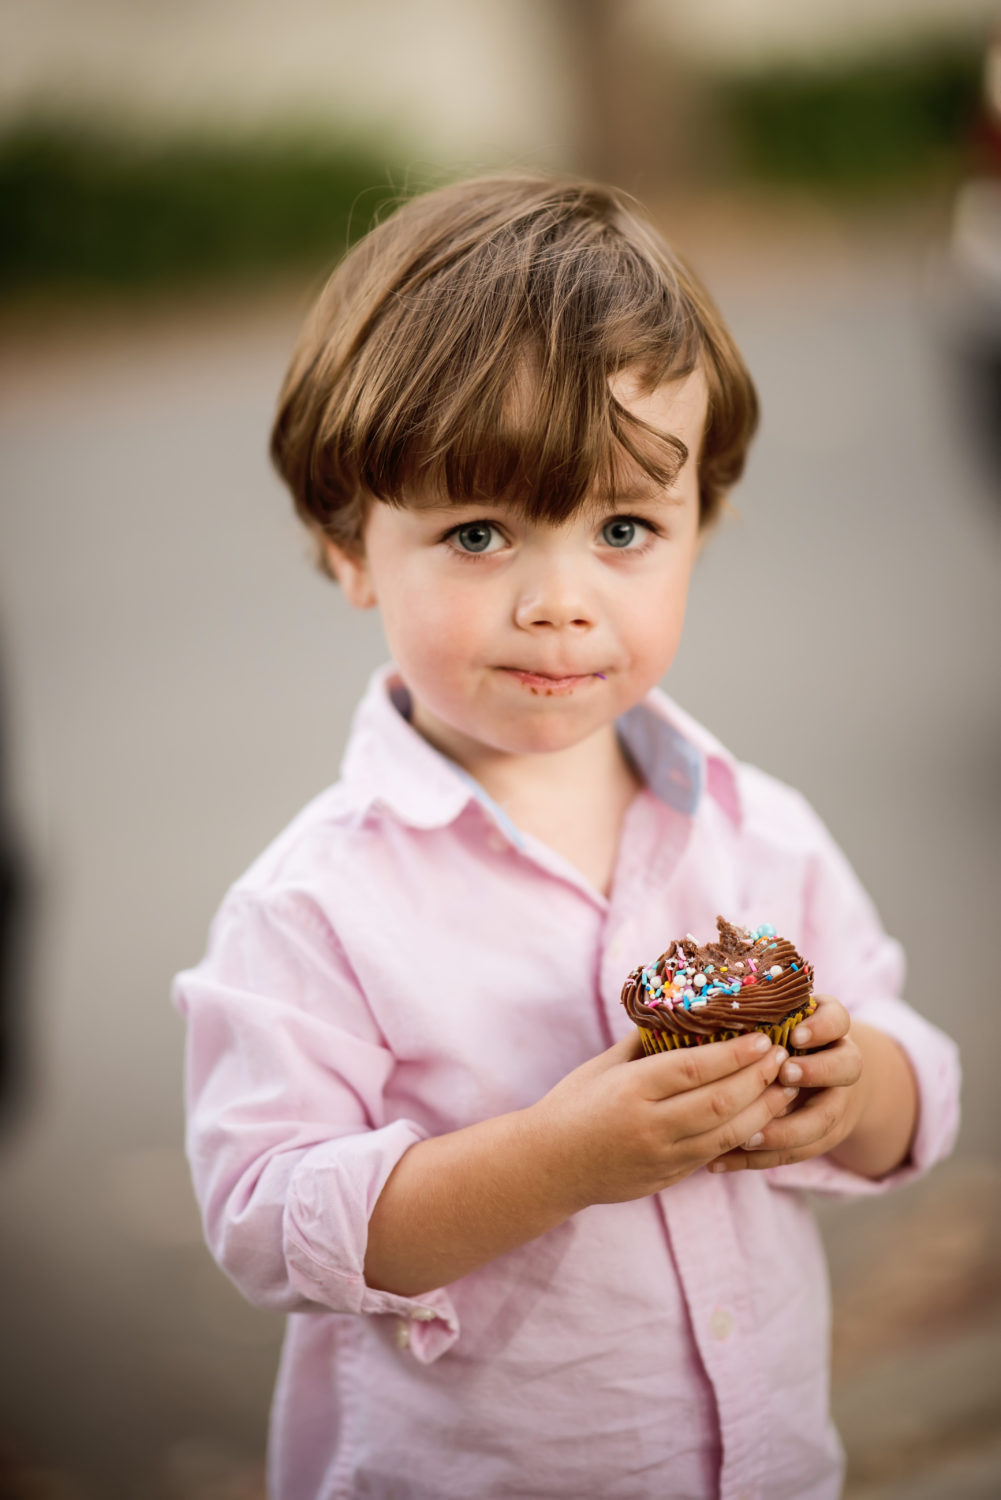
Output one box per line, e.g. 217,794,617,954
326,369,706,773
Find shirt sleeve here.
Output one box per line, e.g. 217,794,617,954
172,888,459,1363
760,787,961,1198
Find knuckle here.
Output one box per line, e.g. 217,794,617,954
678,1052,701,1087
708,1087,733,1123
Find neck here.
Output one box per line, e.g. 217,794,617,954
421,719,639,816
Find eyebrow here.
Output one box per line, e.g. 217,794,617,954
411,492,688,528
606,481,686,504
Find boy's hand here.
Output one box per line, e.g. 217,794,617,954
706,995,865,1173
533,1030,797,1210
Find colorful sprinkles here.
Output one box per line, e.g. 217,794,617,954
629,921,793,1008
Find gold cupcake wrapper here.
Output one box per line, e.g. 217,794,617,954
638,996,817,1057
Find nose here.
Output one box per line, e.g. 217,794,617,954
513,555,596,632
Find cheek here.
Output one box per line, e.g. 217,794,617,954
423,584,489,646
630,565,690,634
382,575,489,667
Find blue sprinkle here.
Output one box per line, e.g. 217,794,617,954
683,996,692,1010
791,963,799,972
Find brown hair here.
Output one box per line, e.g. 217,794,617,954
271,174,758,572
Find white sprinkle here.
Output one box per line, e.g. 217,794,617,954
693,973,707,989
732,961,743,971
769,964,783,977
731,1001,740,1009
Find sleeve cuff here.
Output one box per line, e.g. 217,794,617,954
282,1120,460,1361
767,995,961,1198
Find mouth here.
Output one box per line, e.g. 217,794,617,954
499,668,605,695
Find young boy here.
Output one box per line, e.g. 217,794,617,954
174,176,959,1500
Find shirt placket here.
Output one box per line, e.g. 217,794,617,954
603,794,767,1500
660,1171,769,1500
598,790,695,1042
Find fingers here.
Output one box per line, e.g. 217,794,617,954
689,1081,800,1162
708,1087,847,1172
668,1046,790,1140
635,1030,776,1099
779,1036,862,1092
786,993,849,1053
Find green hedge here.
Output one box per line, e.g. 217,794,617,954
0,42,985,297
0,124,400,294
718,42,982,187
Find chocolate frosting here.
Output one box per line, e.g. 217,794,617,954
621,916,814,1038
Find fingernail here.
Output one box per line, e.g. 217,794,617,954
782,1062,802,1085
751,1034,770,1054
783,1086,800,1100
773,1047,788,1065
707,1160,725,1172
746,1132,764,1148
790,1027,810,1047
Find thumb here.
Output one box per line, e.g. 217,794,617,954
587,1030,645,1071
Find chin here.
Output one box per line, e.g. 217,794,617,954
496,720,596,757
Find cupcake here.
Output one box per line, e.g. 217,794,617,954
621,916,817,1056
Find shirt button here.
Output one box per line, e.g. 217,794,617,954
487,832,508,854
395,1320,411,1349
411,1306,435,1322
710,1306,734,1341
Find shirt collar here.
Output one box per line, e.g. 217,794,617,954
339,663,742,834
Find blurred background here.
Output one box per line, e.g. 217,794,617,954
1,2,1000,1496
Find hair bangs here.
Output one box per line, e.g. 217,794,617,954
351,227,706,526
270,174,758,571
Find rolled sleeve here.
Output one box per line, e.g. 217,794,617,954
173,889,459,1358
769,995,961,1198
284,1125,459,1360
764,792,961,1198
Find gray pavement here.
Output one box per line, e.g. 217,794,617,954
0,206,999,1496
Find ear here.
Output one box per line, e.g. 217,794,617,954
323,539,378,609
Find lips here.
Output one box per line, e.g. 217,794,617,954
499,667,602,693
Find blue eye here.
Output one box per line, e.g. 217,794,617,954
602,518,642,548
453,522,498,553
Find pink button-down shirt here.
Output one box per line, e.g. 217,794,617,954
174,665,959,1500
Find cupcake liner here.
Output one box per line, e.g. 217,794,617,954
638,996,817,1058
